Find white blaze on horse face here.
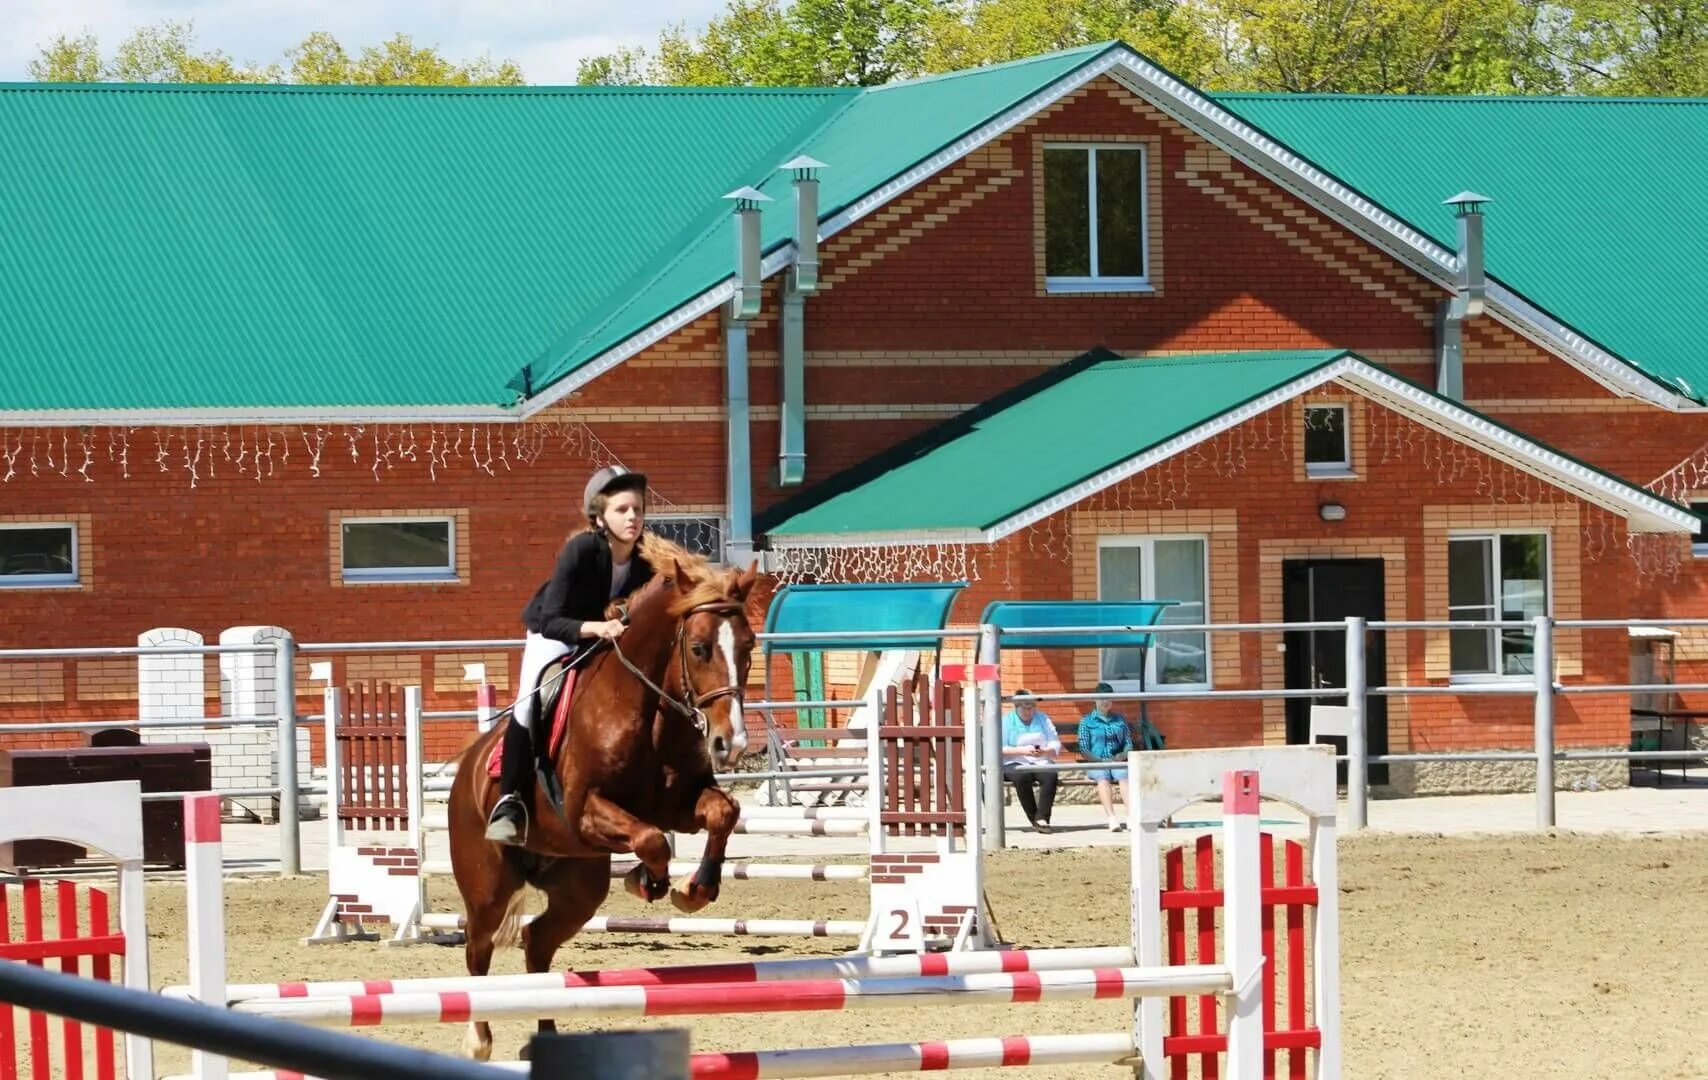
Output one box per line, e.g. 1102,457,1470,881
718,620,748,757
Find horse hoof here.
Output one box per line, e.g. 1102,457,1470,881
670,881,716,913
463,1024,493,1062
623,864,670,903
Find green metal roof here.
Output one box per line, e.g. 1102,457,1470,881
757,347,1698,542
6,42,1707,414
0,44,1112,415
0,82,850,413
761,349,1350,539
1212,92,1708,402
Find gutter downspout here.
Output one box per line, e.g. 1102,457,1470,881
1435,191,1491,402
723,186,770,567
777,157,826,488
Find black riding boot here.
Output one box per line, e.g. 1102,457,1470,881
484,719,534,845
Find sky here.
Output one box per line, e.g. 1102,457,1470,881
2,0,730,83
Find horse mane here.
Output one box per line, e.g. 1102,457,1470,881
603,531,743,621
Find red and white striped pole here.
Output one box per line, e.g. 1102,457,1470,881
184,792,228,1080
233,965,1233,1028
195,945,1138,1003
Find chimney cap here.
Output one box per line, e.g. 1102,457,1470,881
1443,190,1493,216
779,155,829,176
723,185,773,210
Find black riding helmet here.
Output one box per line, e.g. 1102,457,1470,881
583,464,648,523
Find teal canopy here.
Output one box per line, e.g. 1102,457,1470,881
979,600,1177,649
762,582,967,654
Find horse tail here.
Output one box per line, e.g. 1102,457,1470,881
491,887,529,949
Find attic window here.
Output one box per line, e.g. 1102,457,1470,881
1043,144,1149,292
1304,405,1352,477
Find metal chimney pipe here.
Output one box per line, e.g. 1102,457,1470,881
775,157,826,488
1435,191,1493,401
723,186,771,321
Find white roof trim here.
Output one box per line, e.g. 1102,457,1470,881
769,353,1697,549
0,403,518,428
1337,363,1696,532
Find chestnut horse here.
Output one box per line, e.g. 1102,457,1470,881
446,543,759,1060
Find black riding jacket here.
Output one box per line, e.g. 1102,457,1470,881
521,531,655,645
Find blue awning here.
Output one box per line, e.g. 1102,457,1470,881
979,600,1177,649
762,582,967,653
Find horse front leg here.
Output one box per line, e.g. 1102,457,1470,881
578,791,674,903
671,786,739,914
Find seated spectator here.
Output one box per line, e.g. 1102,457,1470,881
1000,690,1060,833
1079,682,1135,832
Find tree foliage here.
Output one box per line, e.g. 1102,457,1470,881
579,0,1708,95
29,20,523,86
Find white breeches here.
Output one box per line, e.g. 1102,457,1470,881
513,631,573,732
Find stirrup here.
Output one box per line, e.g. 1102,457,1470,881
485,794,529,845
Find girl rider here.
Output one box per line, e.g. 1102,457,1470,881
485,465,655,845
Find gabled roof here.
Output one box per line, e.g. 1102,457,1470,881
756,349,1698,546
1212,92,1708,404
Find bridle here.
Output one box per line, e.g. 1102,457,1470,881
609,599,747,735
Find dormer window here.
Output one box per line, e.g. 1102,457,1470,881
1044,144,1149,293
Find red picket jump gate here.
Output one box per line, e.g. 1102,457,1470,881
1161,832,1323,1080
1,879,127,1080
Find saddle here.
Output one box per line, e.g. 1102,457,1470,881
486,655,580,779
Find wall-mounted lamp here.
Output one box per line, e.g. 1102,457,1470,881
1319,503,1347,522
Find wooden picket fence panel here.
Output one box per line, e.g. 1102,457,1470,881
1,879,126,1080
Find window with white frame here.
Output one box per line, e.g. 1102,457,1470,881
1304,405,1352,476
1043,144,1148,291
648,515,725,561
0,523,77,586
1448,531,1549,677
1097,536,1208,687
340,517,456,582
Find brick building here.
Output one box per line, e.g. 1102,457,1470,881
2,42,1705,794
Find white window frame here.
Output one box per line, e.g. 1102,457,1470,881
1095,533,1211,692
340,515,457,583
1043,142,1152,294
1303,404,1354,478
648,514,728,562
0,521,79,588
1446,528,1553,683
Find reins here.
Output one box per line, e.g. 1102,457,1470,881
608,598,746,735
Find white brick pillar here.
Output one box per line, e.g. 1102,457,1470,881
138,627,222,806
220,626,313,824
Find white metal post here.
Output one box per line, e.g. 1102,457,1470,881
475,682,498,733
1310,806,1342,1079
1533,614,1556,828
1342,616,1368,831
184,792,229,1080
273,635,300,876
960,676,992,948
1130,749,1162,1078
117,850,152,1080
976,625,1005,852
405,685,425,875
1221,769,1263,1080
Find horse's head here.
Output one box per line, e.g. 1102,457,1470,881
657,554,760,769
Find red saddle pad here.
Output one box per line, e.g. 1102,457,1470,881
486,666,578,778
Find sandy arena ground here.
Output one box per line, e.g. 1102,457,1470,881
126,831,1708,1079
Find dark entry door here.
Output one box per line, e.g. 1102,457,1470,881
1282,559,1388,786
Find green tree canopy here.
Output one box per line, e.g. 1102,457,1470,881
29,20,524,86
